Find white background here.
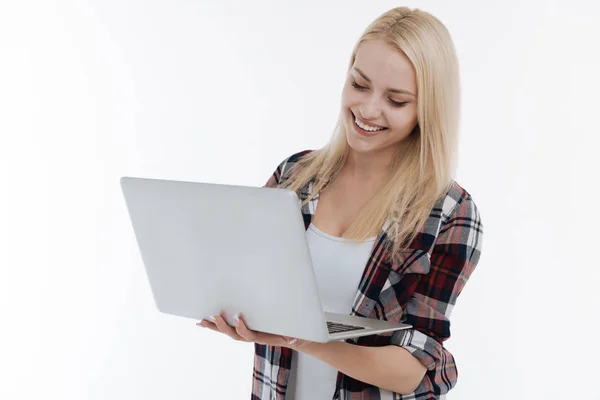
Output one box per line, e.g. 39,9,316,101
1,1,599,399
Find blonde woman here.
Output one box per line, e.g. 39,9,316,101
198,6,483,399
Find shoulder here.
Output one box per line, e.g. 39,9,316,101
273,149,316,183
437,180,482,225
278,149,314,169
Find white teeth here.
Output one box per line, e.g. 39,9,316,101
354,116,385,132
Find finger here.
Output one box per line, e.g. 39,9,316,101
196,320,219,332
235,316,262,342
235,317,268,343
234,316,251,339
213,315,246,341
283,336,307,348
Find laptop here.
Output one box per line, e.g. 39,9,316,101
120,176,412,343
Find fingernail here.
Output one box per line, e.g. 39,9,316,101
209,316,217,322
289,338,298,345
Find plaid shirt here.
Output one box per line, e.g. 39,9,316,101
252,150,484,400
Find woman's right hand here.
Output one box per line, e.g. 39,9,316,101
197,314,249,342
197,313,310,349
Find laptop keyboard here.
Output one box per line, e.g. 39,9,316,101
327,321,366,334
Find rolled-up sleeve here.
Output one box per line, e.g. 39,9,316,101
390,193,483,398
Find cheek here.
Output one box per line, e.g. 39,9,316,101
388,109,418,131
341,85,358,108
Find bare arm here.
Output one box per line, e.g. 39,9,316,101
301,340,427,395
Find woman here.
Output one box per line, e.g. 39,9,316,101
197,6,483,399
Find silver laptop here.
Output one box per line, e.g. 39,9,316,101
120,176,412,343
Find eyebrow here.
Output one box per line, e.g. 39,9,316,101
354,67,416,97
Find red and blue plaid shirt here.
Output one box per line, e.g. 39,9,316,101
252,150,484,400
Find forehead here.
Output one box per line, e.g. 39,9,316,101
353,39,417,93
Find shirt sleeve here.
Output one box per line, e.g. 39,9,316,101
389,193,483,398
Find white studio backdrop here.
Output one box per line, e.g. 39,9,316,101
1,1,599,399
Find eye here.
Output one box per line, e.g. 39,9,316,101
389,99,408,108
351,79,368,91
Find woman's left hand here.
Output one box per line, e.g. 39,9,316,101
197,313,312,349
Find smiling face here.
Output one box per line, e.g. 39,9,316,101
341,39,419,156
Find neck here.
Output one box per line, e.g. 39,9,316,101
344,146,398,181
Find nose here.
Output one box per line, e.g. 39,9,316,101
358,96,383,120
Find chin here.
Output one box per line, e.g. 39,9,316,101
345,129,380,154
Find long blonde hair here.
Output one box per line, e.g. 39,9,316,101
280,7,461,252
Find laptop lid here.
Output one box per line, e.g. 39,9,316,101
120,177,330,342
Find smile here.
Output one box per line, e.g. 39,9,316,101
352,112,388,134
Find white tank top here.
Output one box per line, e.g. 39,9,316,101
287,223,377,399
